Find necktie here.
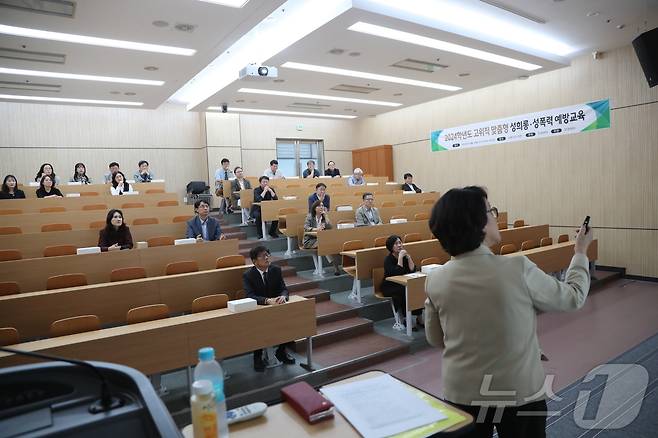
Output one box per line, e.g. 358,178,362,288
224,170,228,180
263,270,268,287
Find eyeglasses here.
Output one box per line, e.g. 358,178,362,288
257,253,271,259
487,207,499,218
364,197,374,202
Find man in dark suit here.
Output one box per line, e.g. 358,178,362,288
243,245,295,371
401,173,422,193
251,175,280,239
185,199,225,241
230,166,252,211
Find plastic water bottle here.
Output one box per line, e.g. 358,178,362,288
194,347,229,437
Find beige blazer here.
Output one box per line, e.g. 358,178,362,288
424,244,590,406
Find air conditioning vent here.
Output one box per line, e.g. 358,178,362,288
0,47,66,64
391,58,448,73
0,80,62,92
0,0,76,18
330,84,380,94
479,0,546,24
287,102,331,109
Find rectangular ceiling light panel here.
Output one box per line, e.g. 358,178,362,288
208,106,356,119
197,0,250,7
0,47,65,64
0,67,164,86
0,0,75,17
0,94,143,105
237,87,401,106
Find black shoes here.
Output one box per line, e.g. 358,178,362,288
269,231,281,238
254,357,265,372
275,348,296,365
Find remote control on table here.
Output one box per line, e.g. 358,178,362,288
226,402,267,425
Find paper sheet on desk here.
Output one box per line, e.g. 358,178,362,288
404,273,425,278
321,374,446,438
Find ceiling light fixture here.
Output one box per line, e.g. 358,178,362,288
208,106,356,119
281,61,461,91
170,0,352,110
0,94,143,105
0,24,196,56
366,0,574,57
0,67,164,86
197,0,250,7
237,87,402,107
349,22,542,71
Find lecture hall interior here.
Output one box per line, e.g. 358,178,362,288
1,0,657,437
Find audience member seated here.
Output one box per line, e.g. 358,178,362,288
70,162,92,184
382,235,423,330
355,192,382,225
424,186,593,436
133,160,156,183
214,157,234,196
251,176,279,238
186,199,225,242
0,175,26,199
303,200,341,275
98,209,134,251
307,182,330,212
104,162,120,184
243,246,296,371
401,173,422,193
110,171,133,195
263,159,285,179
36,175,63,198
230,166,251,211
302,160,320,178
324,160,340,178
35,163,60,185
347,168,366,186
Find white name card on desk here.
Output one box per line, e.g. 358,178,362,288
151,179,165,183
390,218,407,224
28,182,39,187
319,175,331,178
174,238,196,245
386,182,399,185
404,272,426,279
337,222,355,229
77,247,101,255
402,191,415,195
67,181,82,186
228,298,257,313
282,196,297,200
366,182,378,186
421,264,441,274
65,193,81,197
123,191,139,195
126,179,136,184
336,205,353,212
286,176,300,179
136,241,148,249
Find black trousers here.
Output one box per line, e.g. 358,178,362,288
252,208,278,237
253,342,294,361
448,399,547,438
381,287,422,315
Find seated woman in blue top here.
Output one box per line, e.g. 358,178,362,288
307,182,330,212
69,162,92,184
98,209,134,251
0,175,26,199
35,175,63,198
35,163,60,185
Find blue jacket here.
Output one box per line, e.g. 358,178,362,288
185,216,222,241
307,193,330,212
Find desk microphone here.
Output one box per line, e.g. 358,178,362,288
0,346,125,413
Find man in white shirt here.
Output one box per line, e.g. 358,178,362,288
215,158,235,213
347,168,366,186
263,159,285,179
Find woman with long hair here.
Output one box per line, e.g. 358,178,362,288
0,175,26,199
70,162,92,184
303,200,341,275
110,171,132,195
98,209,134,251
35,163,60,185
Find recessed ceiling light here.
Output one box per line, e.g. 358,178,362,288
586,11,600,17
0,67,164,86
328,48,346,55
235,99,245,102
458,72,470,77
197,0,250,7
616,24,625,30
174,23,196,33
348,52,361,57
109,91,121,94
281,61,461,91
124,92,137,96
152,20,169,27
144,66,159,71
393,92,402,96
349,22,542,71
237,87,402,107
207,106,357,119
0,24,196,56
0,94,143,105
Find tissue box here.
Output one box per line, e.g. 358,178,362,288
174,238,196,245
421,264,441,274
77,247,101,255
136,241,148,249
228,298,257,313
337,222,355,229
390,218,407,224
65,193,81,197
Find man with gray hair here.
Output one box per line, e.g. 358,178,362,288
348,168,366,186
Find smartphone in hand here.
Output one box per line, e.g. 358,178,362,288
582,216,590,234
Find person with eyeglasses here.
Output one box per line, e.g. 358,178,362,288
355,192,382,226
424,186,593,437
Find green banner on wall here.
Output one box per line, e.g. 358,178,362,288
430,99,610,152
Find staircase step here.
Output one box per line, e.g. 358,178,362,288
290,288,330,302
224,232,247,240
280,265,296,277
315,300,359,323
284,276,319,293
238,240,261,249
294,316,373,351
591,268,624,291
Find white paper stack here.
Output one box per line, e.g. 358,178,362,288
390,218,407,224
337,222,355,229
77,247,101,255
421,264,442,274
228,298,257,313
174,238,196,245
65,193,81,197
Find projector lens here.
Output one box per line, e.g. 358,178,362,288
258,67,268,76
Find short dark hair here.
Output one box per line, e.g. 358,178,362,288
194,199,210,209
327,161,335,166
403,173,413,179
109,162,120,169
259,175,270,183
315,183,326,190
249,245,270,261
138,160,149,167
270,160,278,166
221,158,230,164
234,166,242,173
307,160,315,165
430,186,488,256
362,192,373,200
385,235,401,252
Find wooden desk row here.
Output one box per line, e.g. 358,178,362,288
0,295,316,376
0,238,239,293
15,181,166,198
0,205,193,232
0,221,193,259
0,192,179,214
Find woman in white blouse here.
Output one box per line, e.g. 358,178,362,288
110,171,133,195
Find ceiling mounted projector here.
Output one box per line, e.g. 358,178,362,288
239,64,278,79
